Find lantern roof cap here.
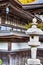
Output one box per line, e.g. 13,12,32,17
26,18,43,36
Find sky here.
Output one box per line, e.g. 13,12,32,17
32,0,43,4
37,0,43,3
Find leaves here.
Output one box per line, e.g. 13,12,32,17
25,23,43,30
0,59,2,65
19,0,36,4
25,23,32,29
37,23,43,30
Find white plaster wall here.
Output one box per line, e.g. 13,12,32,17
0,42,8,50
12,42,43,51
38,43,43,49
12,43,30,51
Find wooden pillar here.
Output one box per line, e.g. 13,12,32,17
8,42,12,65
8,42,11,51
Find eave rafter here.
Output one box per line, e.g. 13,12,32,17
9,0,42,22
0,0,41,22
0,0,31,21
9,2,32,18
29,8,43,14
10,0,22,8
0,2,8,7
22,3,43,10
0,0,43,22
0,0,9,6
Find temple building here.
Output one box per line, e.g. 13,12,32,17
0,0,43,65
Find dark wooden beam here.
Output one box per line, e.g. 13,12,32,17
0,2,8,7
22,3,43,10
9,3,34,21
9,1,42,23
8,42,11,51
28,8,43,15
0,35,43,42
10,0,22,8
0,36,29,42
1,0,40,22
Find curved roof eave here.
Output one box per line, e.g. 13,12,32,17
0,0,41,22
10,0,42,22
22,3,43,10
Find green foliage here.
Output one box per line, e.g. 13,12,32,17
25,23,43,30
25,23,32,29
0,59,3,65
37,23,43,30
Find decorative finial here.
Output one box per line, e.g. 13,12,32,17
33,17,37,23
32,17,37,25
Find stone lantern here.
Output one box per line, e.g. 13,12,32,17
25,18,43,65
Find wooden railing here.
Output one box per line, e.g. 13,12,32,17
0,50,43,65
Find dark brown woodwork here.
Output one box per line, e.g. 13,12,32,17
9,3,33,21
0,49,43,65
0,0,34,22
8,42,11,51
0,37,29,42
28,8,43,14
10,0,22,8
22,3,43,9
0,0,42,23
9,49,43,65
11,49,43,65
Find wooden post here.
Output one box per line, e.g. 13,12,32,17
8,42,12,65
8,42,11,51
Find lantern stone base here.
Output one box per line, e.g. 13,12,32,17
25,59,41,65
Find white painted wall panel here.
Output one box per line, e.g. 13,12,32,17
38,43,43,49
12,43,30,51
12,42,43,51
0,43,8,50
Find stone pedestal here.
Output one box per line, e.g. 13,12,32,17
31,47,37,59
27,59,41,65
25,59,41,65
